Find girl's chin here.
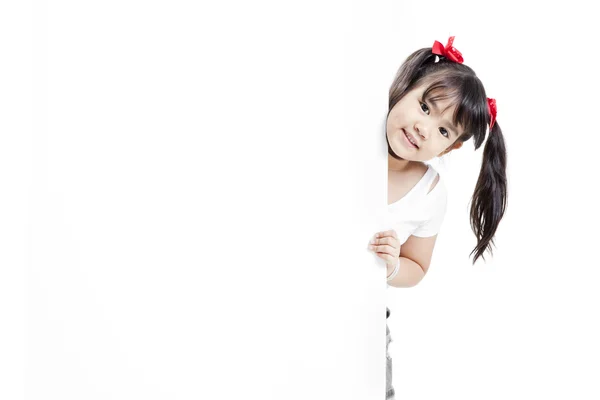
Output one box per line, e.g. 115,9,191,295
387,132,414,160
388,143,409,161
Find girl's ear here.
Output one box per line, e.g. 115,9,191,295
439,141,463,156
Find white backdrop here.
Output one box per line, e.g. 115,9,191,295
2,0,600,399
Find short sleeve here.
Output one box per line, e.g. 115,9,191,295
411,178,448,237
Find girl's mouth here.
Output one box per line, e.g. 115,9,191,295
403,129,419,149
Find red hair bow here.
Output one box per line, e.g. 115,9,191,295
432,36,464,64
487,98,497,130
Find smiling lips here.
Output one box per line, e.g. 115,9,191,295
403,129,419,149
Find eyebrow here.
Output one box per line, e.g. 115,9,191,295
428,100,460,136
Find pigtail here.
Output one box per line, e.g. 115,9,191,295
469,122,507,263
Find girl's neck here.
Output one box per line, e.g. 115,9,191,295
388,154,414,172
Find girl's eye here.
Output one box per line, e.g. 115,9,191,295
421,101,450,139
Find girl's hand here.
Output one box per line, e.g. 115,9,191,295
368,230,400,268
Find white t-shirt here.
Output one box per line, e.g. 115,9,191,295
387,163,448,247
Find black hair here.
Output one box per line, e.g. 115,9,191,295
388,47,507,263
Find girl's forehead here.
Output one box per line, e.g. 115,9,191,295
414,83,459,114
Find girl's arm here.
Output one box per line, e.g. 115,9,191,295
387,234,437,288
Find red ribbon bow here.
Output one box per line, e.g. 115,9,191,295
487,98,497,130
432,36,464,64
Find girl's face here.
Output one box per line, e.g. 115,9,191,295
387,82,464,162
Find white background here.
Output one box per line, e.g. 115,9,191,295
2,1,600,399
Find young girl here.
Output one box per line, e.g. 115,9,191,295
368,37,508,400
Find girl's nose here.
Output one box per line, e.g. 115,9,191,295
414,122,430,140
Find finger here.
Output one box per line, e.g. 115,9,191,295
369,244,397,256
372,237,399,248
375,230,398,239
